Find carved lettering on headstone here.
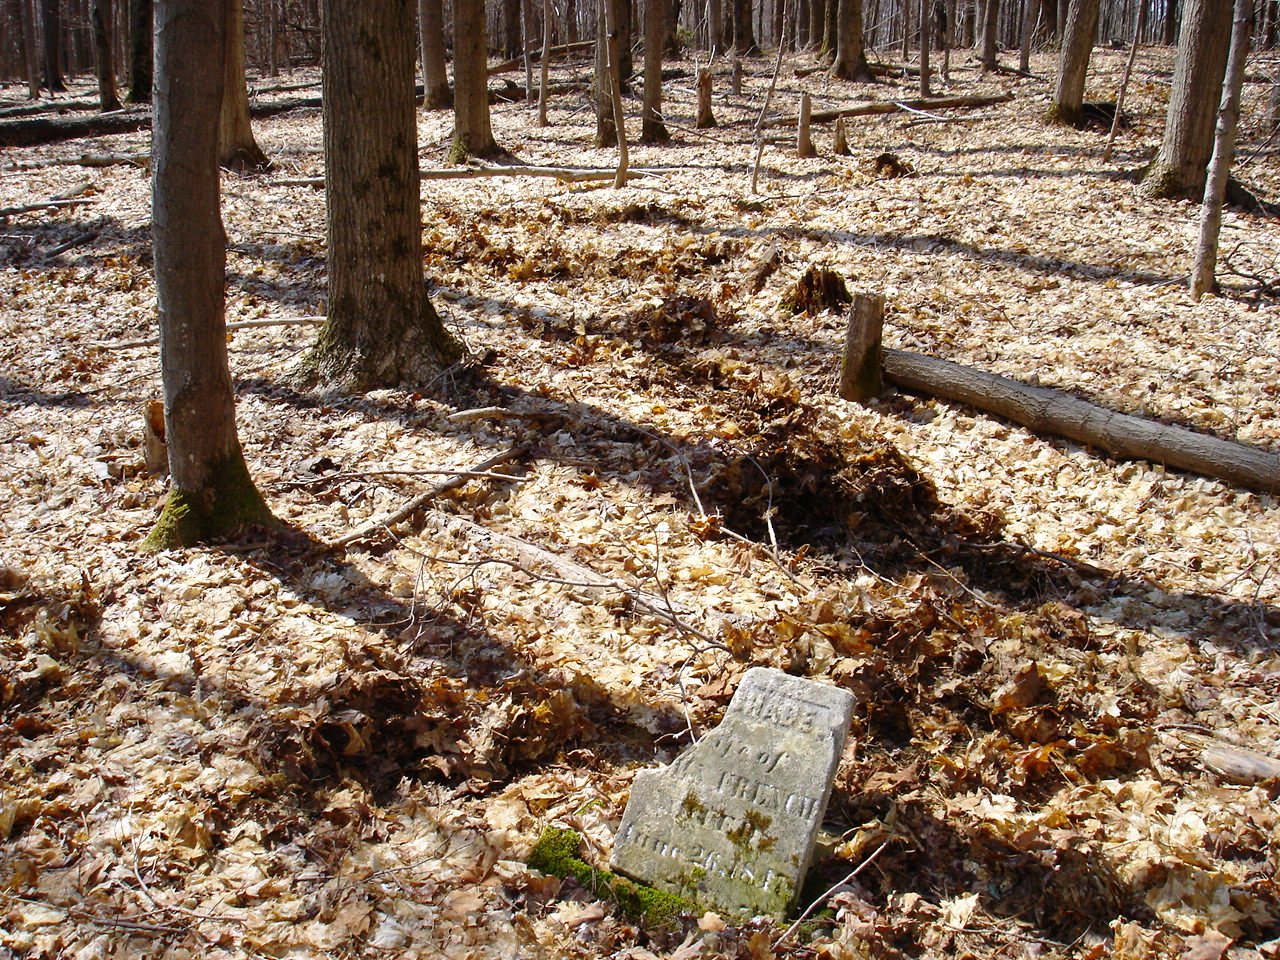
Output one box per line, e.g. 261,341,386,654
611,667,854,917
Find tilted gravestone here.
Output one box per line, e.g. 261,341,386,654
611,667,855,918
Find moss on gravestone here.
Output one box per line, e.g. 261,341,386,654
527,827,695,927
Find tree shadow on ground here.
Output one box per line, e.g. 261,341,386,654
235,297,1277,658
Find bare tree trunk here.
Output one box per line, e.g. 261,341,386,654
538,0,553,122
1189,0,1250,299
603,0,629,184
305,0,462,391
126,0,151,101
1140,0,1230,198
832,0,871,77
218,0,270,170
1017,0,1035,70
642,0,669,141
18,0,40,99
148,0,274,549
595,0,616,144
1049,0,1100,124
420,0,452,107
979,0,999,69
919,0,931,92
91,0,123,111
1102,0,1145,159
42,0,66,91
451,0,499,158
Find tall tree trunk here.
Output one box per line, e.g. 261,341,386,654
92,0,123,111
451,0,499,159
831,0,869,74
305,0,463,391
919,0,931,92
18,0,40,98
1140,0,1230,198
538,0,552,122
218,0,270,170
41,0,66,90
594,0,616,144
420,0,452,107
979,0,999,68
1161,0,1177,44
1189,0,1250,298
148,0,274,550
734,0,758,51
710,0,725,49
126,0,152,101
1017,0,1035,70
1049,0,1100,124
642,0,669,140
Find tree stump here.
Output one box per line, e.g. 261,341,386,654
696,67,716,128
839,293,885,401
833,116,850,155
732,57,744,94
797,93,817,158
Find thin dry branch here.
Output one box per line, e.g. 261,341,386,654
326,445,530,550
275,166,663,188
94,316,326,349
757,93,1014,129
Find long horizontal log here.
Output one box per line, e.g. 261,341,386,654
758,93,1013,129
487,39,595,75
0,107,152,148
882,349,1280,493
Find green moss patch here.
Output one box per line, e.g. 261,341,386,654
527,827,695,927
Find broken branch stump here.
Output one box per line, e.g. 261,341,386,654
839,294,886,401
696,67,716,128
797,93,816,158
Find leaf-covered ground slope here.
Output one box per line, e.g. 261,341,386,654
1,48,1278,960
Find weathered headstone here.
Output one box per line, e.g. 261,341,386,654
611,667,854,918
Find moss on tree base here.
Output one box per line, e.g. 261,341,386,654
142,453,278,551
528,827,694,927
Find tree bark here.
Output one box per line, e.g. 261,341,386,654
218,0,270,170
1140,0,1231,199
42,0,66,91
419,0,452,108
1189,0,1251,299
538,0,553,123
839,293,885,401
919,0,931,94
831,0,871,79
979,0,999,70
696,64,716,126
595,0,617,145
1049,0,1101,126
147,0,274,550
126,0,152,102
641,0,669,141
305,0,463,392
604,0,630,185
18,0,40,99
451,0,499,159
734,0,758,51
1017,0,1035,72
882,350,1280,494
91,0,124,111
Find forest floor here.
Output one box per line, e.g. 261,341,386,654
1,45,1279,960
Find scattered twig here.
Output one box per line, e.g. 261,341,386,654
276,466,524,491
0,197,95,219
325,445,529,551
775,840,891,947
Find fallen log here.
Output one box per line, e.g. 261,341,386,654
882,349,1280,493
0,107,152,148
0,97,105,119
0,93,323,148
2,151,150,170
758,92,1013,128
487,39,595,75
0,197,95,219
